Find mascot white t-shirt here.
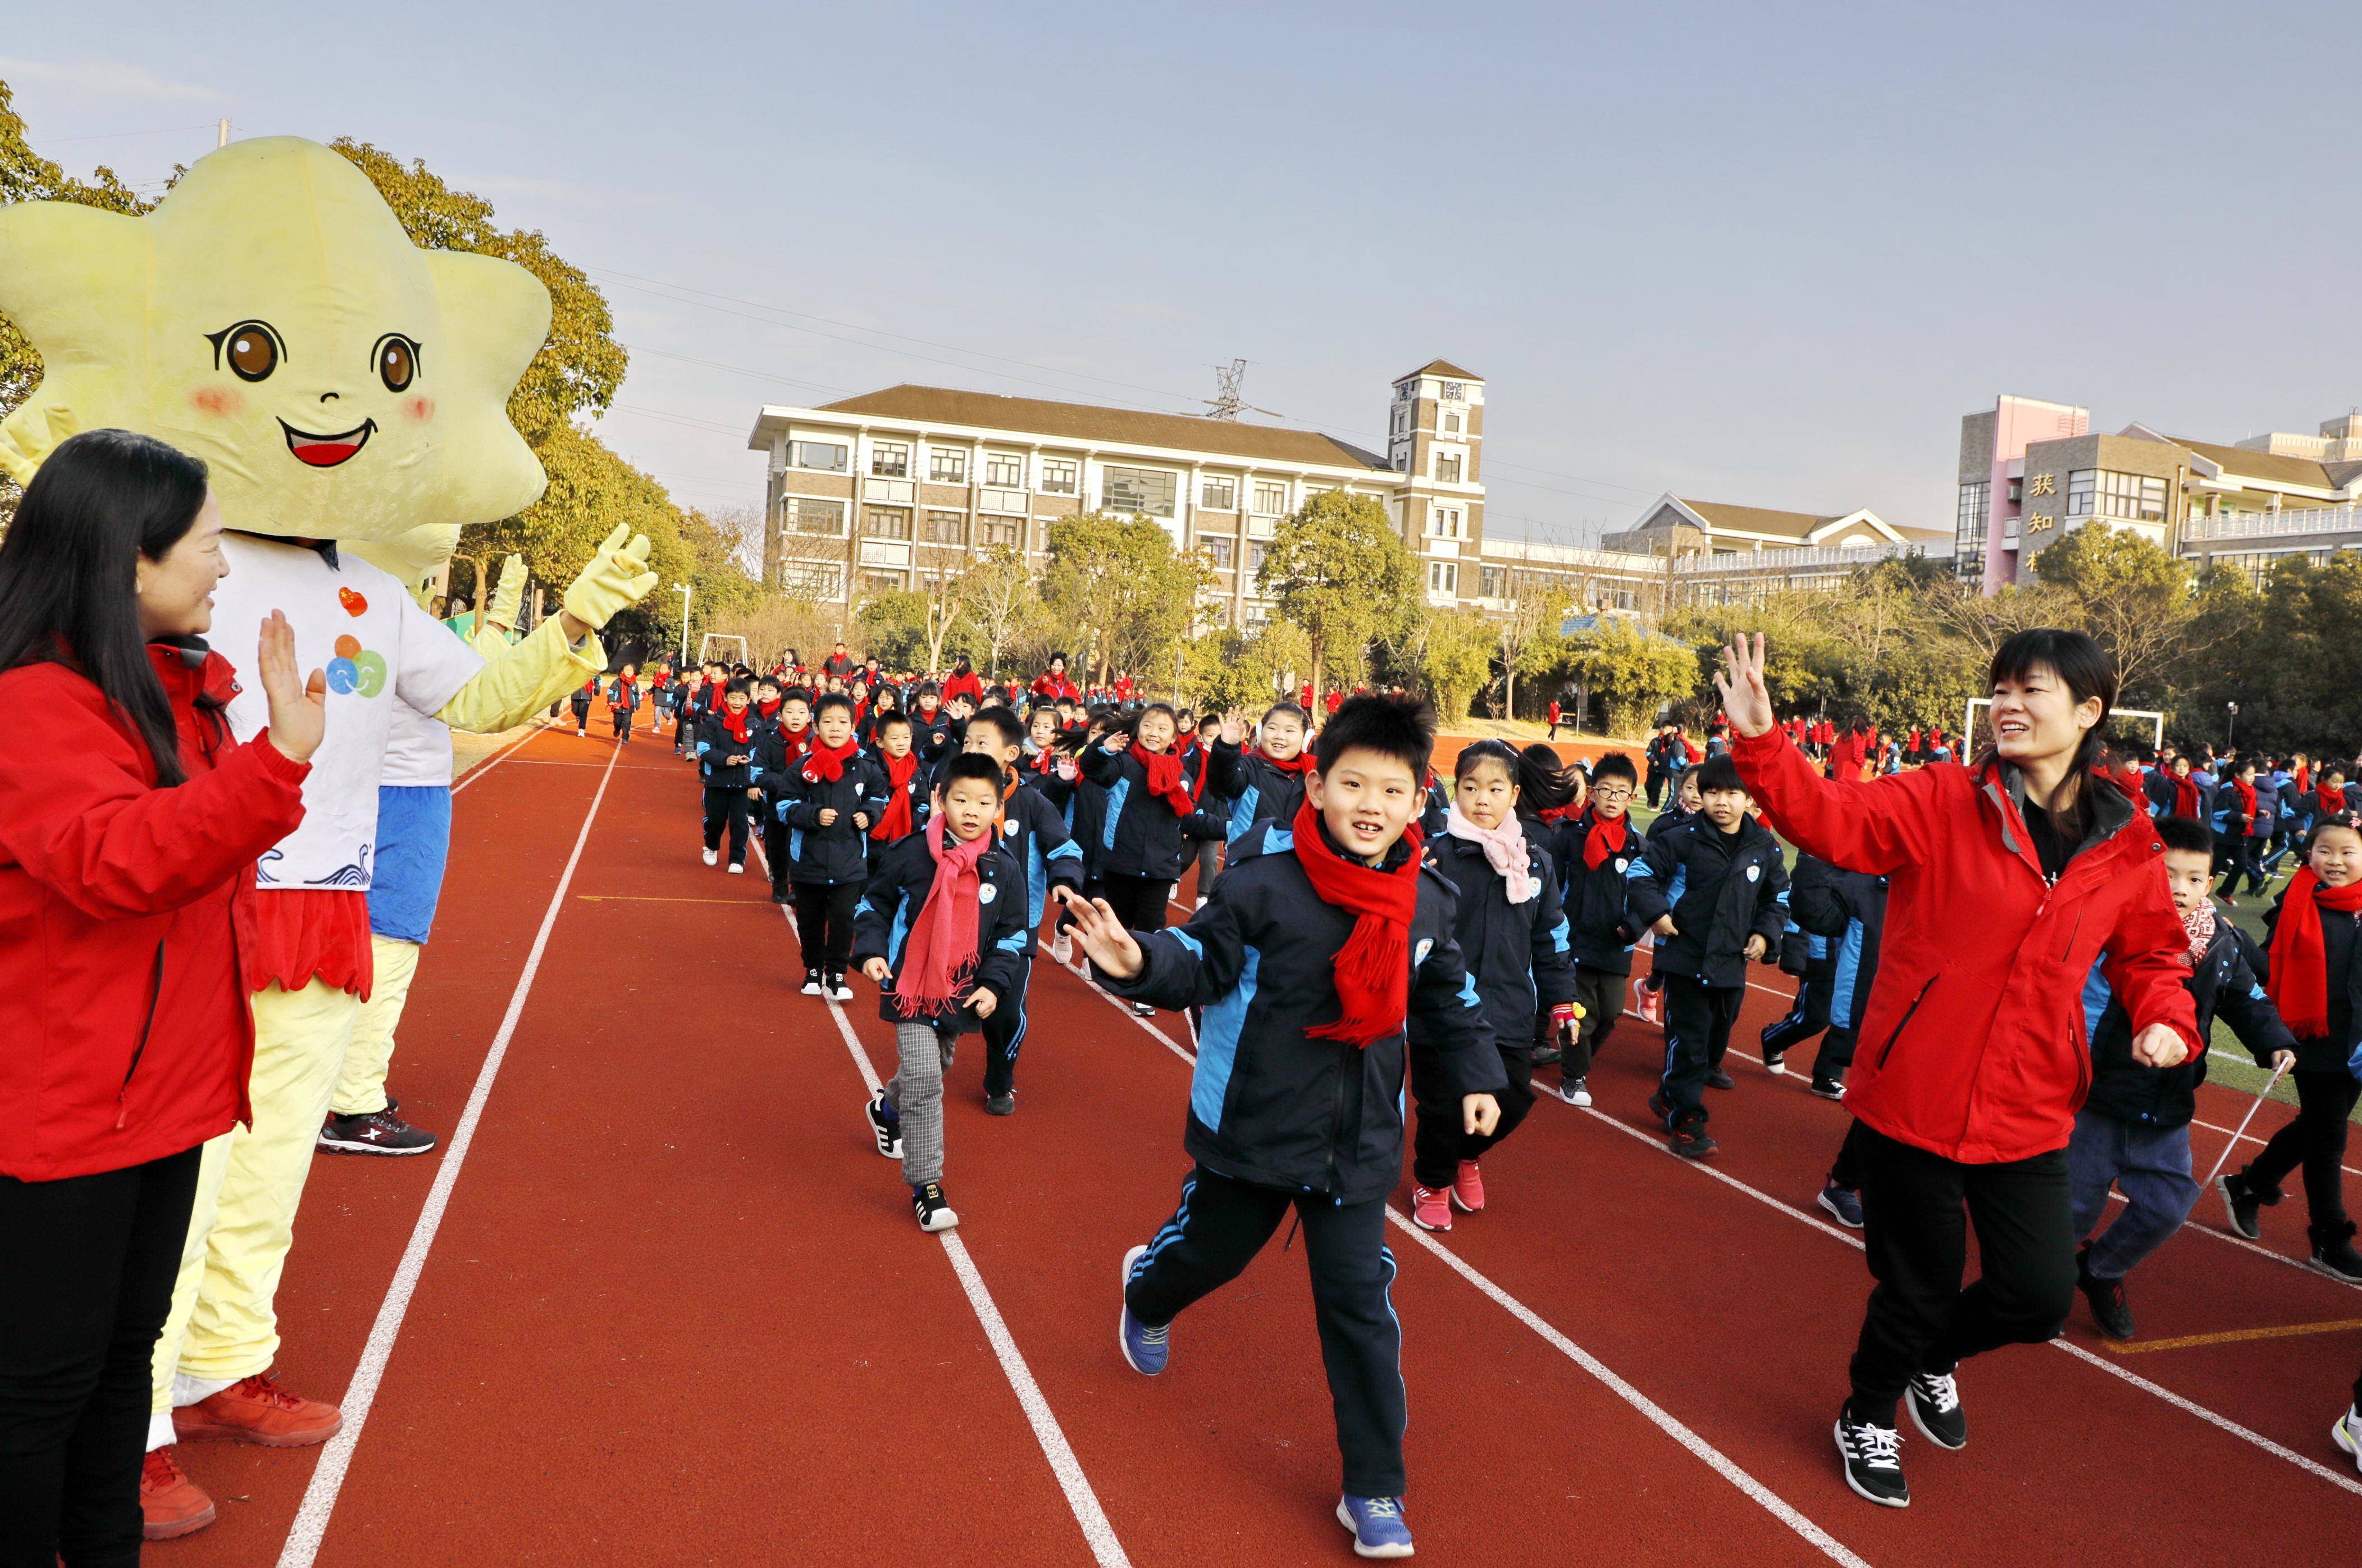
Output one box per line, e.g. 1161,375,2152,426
214,534,481,889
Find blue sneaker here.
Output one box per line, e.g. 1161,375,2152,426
1336,1495,1413,1558
1118,1245,1168,1375
1817,1182,1863,1229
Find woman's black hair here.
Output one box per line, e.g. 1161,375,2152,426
1980,627,2119,835
954,655,974,674
0,428,212,786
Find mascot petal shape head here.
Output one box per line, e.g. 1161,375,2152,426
0,136,551,542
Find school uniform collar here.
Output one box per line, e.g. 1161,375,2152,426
227,529,339,569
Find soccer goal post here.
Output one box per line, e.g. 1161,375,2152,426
1966,697,2164,753
697,633,749,668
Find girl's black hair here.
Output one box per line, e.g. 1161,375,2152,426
2306,812,2362,853
1453,737,1522,785
1262,700,1308,727
1313,694,1434,778
1517,743,1580,814
0,428,212,786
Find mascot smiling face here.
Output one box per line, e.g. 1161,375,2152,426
0,135,550,542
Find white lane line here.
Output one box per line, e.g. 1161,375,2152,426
756,844,1132,1568
1529,1092,2362,1496
278,745,621,1568
448,723,549,794
1054,964,1872,1565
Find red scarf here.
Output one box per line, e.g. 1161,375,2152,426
892,816,996,1019
756,696,782,720
780,726,810,764
2232,777,2258,822
2323,783,2347,817
2267,868,2362,1039
873,749,919,840
2295,766,2310,795
615,675,636,700
1260,746,1315,776
1581,808,1631,869
2173,776,2201,817
1288,798,1423,1047
717,704,751,746
1139,744,1200,815
1538,802,1582,825
802,735,859,784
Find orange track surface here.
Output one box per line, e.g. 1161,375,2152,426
156,715,2362,1565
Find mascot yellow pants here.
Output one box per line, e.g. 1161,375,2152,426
333,935,419,1118
152,979,361,1421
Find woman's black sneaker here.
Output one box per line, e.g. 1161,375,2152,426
2078,1245,2136,1340
2310,1220,2362,1283
1834,1410,1908,1507
2218,1172,2267,1239
1904,1371,1966,1450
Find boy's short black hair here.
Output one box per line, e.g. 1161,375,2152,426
812,692,854,719
876,711,912,734
2156,815,2214,857
969,706,1025,749
724,678,752,698
1591,751,1639,787
939,752,1006,794
1314,695,1434,779
781,687,813,708
1694,755,1746,795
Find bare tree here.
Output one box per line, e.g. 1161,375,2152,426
913,540,970,675
962,546,1038,680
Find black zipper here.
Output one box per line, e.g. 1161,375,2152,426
116,940,166,1128
1875,973,1937,1069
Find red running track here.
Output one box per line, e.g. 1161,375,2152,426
154,719,2362,1565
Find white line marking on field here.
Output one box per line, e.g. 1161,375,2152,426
1057,964,1871,1564
757,844,1132,1568
278,745,620,1568
448,724,548,794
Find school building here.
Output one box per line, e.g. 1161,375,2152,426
1955,394,2362,592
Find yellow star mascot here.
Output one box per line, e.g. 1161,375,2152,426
0,135,658,1539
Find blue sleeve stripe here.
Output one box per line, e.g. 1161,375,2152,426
1170,928,1205,958
1046,839,1083,861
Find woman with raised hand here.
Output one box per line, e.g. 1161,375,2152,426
0,428,323,1555
1715,628,2196,1511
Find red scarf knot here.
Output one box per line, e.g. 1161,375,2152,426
1139,745,1202,816
803,736,859,784
1288,798,1423,1048
873,749,919,840
892,816,996,1018
1581,808,1631,868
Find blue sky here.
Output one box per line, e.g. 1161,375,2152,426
9,2,2358,543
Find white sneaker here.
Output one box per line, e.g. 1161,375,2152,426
1051,930,1074,966
727,863,745,876
2336,1405,2362,1473
701,848,718,866
1560,1076,1592,1107
1196,896,1208,909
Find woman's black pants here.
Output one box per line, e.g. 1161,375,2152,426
0,1146,202,1568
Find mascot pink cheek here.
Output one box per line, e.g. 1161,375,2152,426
189,385,245,417
405,395,435,422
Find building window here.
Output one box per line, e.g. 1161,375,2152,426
1439,381,1466,402
778,561,843,598
1039,458,1077,495
2066,469,2167,523
1435,454,1462,484
780,496,847,536
790,440,848,473
1201,477,1237,512
1032,520,1055,554
1102,465,1178,518
974,516,1021,549
1204,536,1234,570
860,570,905,598
929,449,967,484
1955,481,1989,553
1480,565,1503,598
1396,380,1418,403
1443,412,1462,435
862,506,912,540
1394,451,1408,473
1252,481,1288,515
1427,560,1458,596
1427,507,1464,540
870,441,909,478
922,510,967,546
1247,541,1269,574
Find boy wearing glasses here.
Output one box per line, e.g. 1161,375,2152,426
1548,751,1644,1105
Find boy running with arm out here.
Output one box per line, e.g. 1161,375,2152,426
1061,696,1503,1561
851,754,1032,1232
961,707,1084,1113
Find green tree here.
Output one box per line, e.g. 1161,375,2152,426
1042,513,1211,685
960,546,1038,679
1182,618,1311,713
856,590,936,670
1563,619,1698,738
1414,609,1498,725
2028,525,2205,706
1258,491,1419,706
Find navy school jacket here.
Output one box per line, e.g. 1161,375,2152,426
994,781,1086,930
2081,920,2293,1128
1624,814,1789,990
1788,853,1886,1032
1552,809,1644,975
695,713,760,790
1083,739,1218,881
1032,760,1108,885
1097,818,1506,1204
1208,742,1312,844
849,834,1032,1035
1423,830,1580,1046
776,752,890,885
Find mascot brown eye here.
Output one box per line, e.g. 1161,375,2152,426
377,336,416,392
226,326,277,381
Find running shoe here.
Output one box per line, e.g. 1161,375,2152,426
701,847,718,866
1706,1068,1736,1091
2335,1405,2362,1473
1817,1183,1863,1228
865,1094,902,1159
1905,1370,1966,1450
1834,1410,1909,1507
1118,1244,1168,1375
1647,1089,1674,1127
727,862,744,876
1530,1045,1563,1068
171,1373,342,1447
829,972,855,1003
986,1092,1016,1116
1762,1050,1788,1076
2311,1221,2362,1283
802,968,825,996
911,1181,959,1232
1051,930,1074,966
1337,1495,1414,1559
1410,1185,1453,1232
1559,1075,1592,1107
140,1448,216,1540
1668,1123,1717,1160
1809,1076,1847,1101
316,1106,436,1156
1130,1002,1156,1019
1450,1160,1485,1214
2218,1171,2266,1240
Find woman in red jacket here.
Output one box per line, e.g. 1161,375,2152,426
1717,628,2196,1511
0,429,322,1559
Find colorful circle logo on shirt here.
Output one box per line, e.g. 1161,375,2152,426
325,648,387,697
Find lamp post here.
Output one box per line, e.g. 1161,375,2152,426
676,583,693,667
2226,700,2239,751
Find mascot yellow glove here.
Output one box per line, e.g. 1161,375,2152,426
486,554,527,636
563,525,659,630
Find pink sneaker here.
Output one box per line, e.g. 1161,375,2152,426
1410,1185,1453,1231
1630,973,1666,1026
1451,1160,1485,1213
